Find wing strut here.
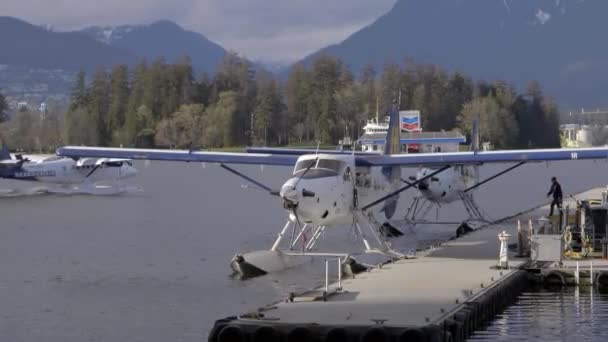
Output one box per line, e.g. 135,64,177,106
219,164,278,196
362,165,451,211
464,162,526,193
86,165,101,178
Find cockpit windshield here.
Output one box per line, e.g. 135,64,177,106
294,159,317,174
316,159,344,172
293,158,345,176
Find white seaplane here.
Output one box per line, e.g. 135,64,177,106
1,145,139,194
246,120,499,227
56,106,608,277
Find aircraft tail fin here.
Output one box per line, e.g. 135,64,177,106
384,104,401,156
381,104,401,219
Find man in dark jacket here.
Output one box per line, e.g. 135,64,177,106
547,177,563,216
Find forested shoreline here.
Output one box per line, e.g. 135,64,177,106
0,52,560,152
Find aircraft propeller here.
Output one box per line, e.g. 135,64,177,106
278,157,318,249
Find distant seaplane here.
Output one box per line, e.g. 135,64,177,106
56,105,608,278
0,145,139,193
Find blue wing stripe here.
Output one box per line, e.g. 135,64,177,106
56,147,298,166
356,147,608,166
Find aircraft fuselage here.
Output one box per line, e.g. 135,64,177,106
279,154,400,226
2,157,138,184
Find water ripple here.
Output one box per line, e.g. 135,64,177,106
469,287,608,341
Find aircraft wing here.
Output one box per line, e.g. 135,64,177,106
246,147,381,156
355,147,608,167
56,146,298,166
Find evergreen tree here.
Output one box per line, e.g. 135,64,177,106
0,91,9,123
108,65,130,145
310,55,342,143
192,72,211,106
360,64,377,119
253,78,282,145
69,70,87,111
286,62,311,143
88,67,111,145
213,52,256,145
126,60,148,144
379,62,402,113
143,58,166,119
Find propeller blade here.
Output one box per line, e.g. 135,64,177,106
293,157,317,188
362,166,450,211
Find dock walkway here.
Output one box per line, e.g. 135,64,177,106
209,187,608,342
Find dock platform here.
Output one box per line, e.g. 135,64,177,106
209,187,608,342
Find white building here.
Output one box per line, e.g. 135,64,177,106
358,111,466,153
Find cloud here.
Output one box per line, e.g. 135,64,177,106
0,0,396,63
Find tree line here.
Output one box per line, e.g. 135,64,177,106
0,53,561,152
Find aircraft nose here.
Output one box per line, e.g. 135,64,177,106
280,182,298,203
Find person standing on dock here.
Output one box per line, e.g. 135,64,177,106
547,176,563,216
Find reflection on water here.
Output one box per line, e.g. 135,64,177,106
469,286,608,341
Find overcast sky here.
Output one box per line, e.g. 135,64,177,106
0,0,397,64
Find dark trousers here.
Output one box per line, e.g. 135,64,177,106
550,197,562,216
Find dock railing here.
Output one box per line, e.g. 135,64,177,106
324,257,343,294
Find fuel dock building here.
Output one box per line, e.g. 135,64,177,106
358,110,466,153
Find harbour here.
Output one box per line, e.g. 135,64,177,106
208,187,608,342
2,2,608,342
3,160,608,341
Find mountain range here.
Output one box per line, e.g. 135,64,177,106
80,20,226,73
0,16,136,71
297,0,608,109
2,0,608,108
0,16,227,73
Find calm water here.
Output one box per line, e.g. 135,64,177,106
1,159,608,341
469,286,608,342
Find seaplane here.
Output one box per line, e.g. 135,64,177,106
0,145,139,194
246,120,494,227
55,105,608,278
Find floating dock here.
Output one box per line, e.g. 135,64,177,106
209,187,608,342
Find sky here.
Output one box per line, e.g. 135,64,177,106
0,0,397,64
